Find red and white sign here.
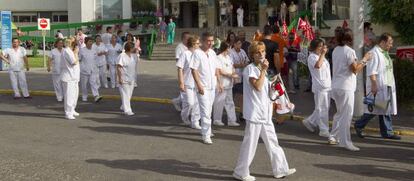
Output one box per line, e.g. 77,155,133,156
37,18,50,30
396,46,414,62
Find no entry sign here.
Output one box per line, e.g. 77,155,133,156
37,18,50,30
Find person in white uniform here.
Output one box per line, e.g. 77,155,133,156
213,42,240,127
171,32,191,112
107,35,123,88
79,37,103,102
176,36,201,129
61,37,80,120
93,35,109,88
354,33,401,140
329,28,372,151
190,32,222,145
116,42,137,116
236,5,244,27
47,39,65,102
0,38,31,99
101,26,113,45
76,29,87,48
233,41,295,181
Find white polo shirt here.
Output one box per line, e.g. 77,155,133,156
175,43,187,60
332,45,357,91
107,43,123,65
93,43,108,67
2,47,26,71
217,54,233,89
176,50,195,88
49,48,63,75
117,52,137,83
189,48,219,90
79,47,97,75
229,48,249,82
243,63,272,124
307,52,331,93
61,47,80,82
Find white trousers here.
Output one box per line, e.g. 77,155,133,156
237,16,243,27
108,64,117,88
97,65,108,88
213,88,237,123
197,89,215,138
304,91,330,132
181,88,200,124
330,89,355,147
119,82,135,113
62,81,79,116
8,71,29,97
80,73,100,100
234,121,290,177
52,74,63,101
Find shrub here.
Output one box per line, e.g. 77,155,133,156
393,59,414,104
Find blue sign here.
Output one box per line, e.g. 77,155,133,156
1,11,12,71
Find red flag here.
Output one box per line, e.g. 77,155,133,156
297,18,307,30
342,20,348,28
282,20,288,37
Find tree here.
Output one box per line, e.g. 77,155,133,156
367,0,414,44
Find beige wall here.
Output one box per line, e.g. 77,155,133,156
0,0,67,11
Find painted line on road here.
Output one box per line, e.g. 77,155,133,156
0,89,413,136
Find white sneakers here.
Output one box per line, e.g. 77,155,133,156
274,168,297,179
202,137,213,145
233,173,256,181
94,96,103,103
328,136,338,145
125,112,135,116
73,111,80,117
343,144,360,152
171,97,181,111
302,119,316,133
228,121,240,127
65,115,75,120
213,120,225,126
319,131,330,138
191,123,202,130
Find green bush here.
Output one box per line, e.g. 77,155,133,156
394,59,414,104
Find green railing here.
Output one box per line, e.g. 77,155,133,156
147,29,157,59
287,10,330,31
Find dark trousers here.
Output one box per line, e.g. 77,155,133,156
355,113,395,137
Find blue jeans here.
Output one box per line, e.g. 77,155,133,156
288,60,299,89
355,113,395,137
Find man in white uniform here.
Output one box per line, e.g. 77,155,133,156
93,35,109,88
0,38,31,99
171,32,190,111
190,32,221,145
47,39,65,102
101,27,113,45
79,37,103,102
236,5,244,27
107,35,123,88
355,33,401,140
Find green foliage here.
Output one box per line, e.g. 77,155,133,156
367,0,414,44
132,0,156,12
32,43,39,57
393,59,414,104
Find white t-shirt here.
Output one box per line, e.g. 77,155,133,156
220,7,227,15
229,48,249,82
101,33,112,45
217,54,233,89
176,50,195,88
77,34,87,48
61,48,80,82
175,43,187,60
79,47,97,75
189,48,219,90
116,52,137,84
307,52,331,93
93,43,108,67
107,43,123,65
242,63,272,124
49,48,63,74
332,45,357,91
237,8,244,17
2,47,26,71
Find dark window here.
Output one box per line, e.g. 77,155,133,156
59,15,68,22
39,12,52,19
31,16,38,22
13,16,18,22
53,15,59,22
19,16,31,22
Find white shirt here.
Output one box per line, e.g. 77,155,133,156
61,48,80,82
220,7,227,15
93,43,108,67
175,43,187,60
79,47,97,75
2,47,26,71
243,63,272,124
56,32,64,39
237,8,244,17
307,52,331,93
189,48,219,90
217,54,233,89
229,48,249,82
101,33,112,45
176,50,195,88
332,45,357,91
117,53,137,84
49,48,64,74
77,34,87,48
107,43,123,65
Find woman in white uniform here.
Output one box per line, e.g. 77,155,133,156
329,28,372,151
302,39,331,137
117,42,137,116
233,41,295,181
107,35,123,88
93,35,109,88
47,39,64,102
79,37,103,102
61,37,80,120
176,36,201,129
213,42,239,127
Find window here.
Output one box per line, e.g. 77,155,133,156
59,15,68,22
31,16,37,22
19,16,31,22
53,15,59,22
13,16,18,22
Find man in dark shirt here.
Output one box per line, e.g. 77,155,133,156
262,26,280,77
237,31,251,56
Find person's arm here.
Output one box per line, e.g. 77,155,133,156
0,53,10,64
350,52,372,74
216,68,223,93
116,65,123,84
177,68,185,92
369,75,378,95
47,56,52,72
314,46,328,69
24,56,29,71
249,60,269,91
191,69,204,95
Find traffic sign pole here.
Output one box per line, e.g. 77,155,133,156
37,18,50,68
42,30,46,68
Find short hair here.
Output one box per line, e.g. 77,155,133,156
378,33,392,43
12,37,19,42
117,30,123,35
248,41,266,58
84,37,93,43
336,28,353,46
309,38,325,52
95,34,101,39
186,35,200,48
201,32,214,41
124,42,134,52
182,32,190,40
77,28,82,32
264,25,273,36
106,26,112,31
233,37,242,44
218,41,230,54
54,38,64,46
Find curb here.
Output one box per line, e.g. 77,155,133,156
1,89,413,136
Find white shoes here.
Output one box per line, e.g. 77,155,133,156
302,119,315,133
328,136,338,145
228,121,240,127
319,131,330,138
182,120,191,126
171,98,181,111
274,168,296,179
191,123,202,130
73,111,80,117
202,137,213,145
213,120,225,126
65,115,75,120
125,112,135,116
94,96,103,103
233,173,256,181
343,145,360,152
